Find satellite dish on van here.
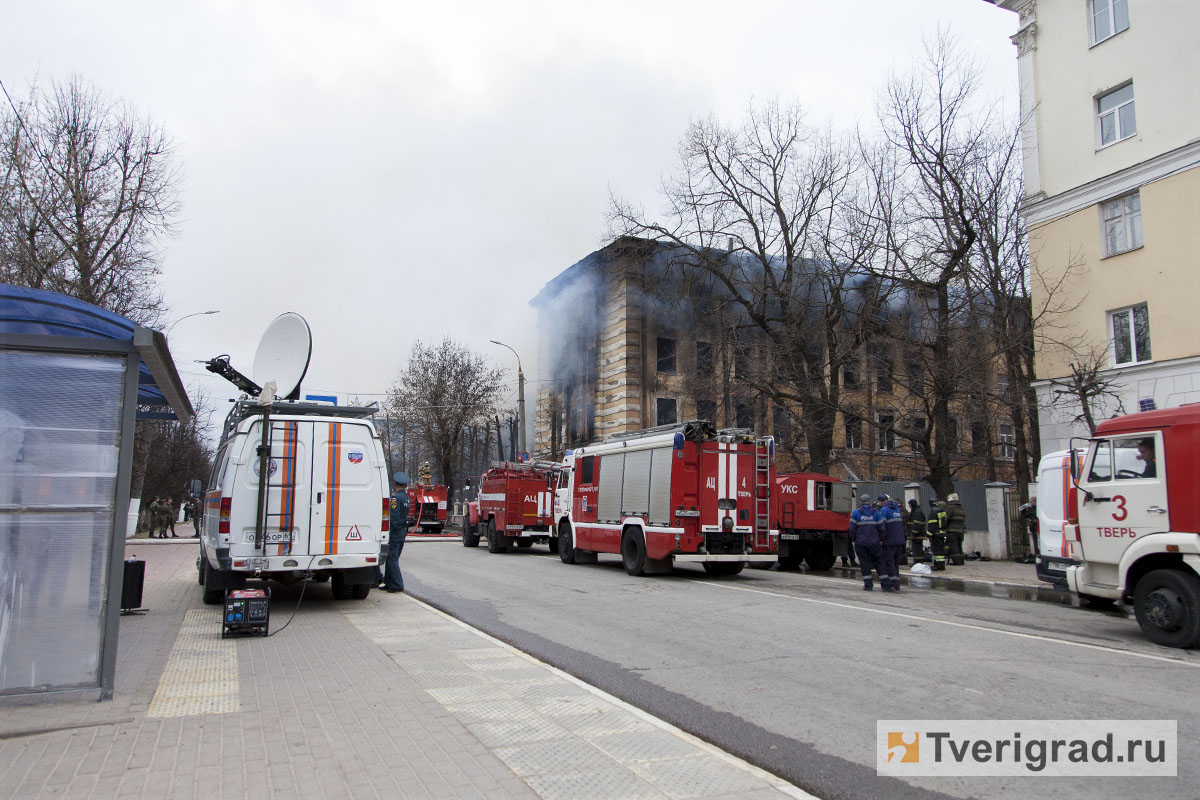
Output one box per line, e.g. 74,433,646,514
252,312,311,401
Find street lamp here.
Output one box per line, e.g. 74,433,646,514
490,339,526,458
166,309,220,334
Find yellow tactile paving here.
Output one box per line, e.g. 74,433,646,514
147,609,239,717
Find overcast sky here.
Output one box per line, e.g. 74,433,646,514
3,0,1018,431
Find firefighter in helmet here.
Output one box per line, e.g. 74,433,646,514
945,492,967,565
906,498,927,562
927,499,949,571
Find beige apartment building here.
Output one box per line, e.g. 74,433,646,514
990,0,1200,451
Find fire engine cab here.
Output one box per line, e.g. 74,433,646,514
464,462,557,552
1066,404,1200,648
552,422,777,576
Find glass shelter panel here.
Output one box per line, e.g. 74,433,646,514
0,350,125,695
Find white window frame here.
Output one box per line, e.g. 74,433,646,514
1089,0,1130,46
1109,303,1152,366
1096,83,1136,148
999,424,1015,460
1101,190,1142,256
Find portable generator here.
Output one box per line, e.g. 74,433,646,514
222,588,271,638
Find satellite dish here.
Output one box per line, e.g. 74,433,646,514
252,313,311,400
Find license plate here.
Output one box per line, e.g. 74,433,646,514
264,531,291,543
780,533,800,540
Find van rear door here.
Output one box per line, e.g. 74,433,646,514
309,421,383,558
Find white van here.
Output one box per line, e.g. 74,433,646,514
1033,449,1084,587
198,399,390,603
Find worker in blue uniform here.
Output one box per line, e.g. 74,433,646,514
877,495,905,592
383,471,411,593
849,497,882,591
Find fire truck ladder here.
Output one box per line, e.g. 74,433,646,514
753,437,773,550
252,414,300,552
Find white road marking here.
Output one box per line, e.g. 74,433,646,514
688,579,1200,669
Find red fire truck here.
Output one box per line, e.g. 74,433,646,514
1065,404,1200,648
463,462,557,552
407,483,448,533
766,472,853,570
553,422,777,576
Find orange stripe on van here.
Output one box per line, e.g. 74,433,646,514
327,422,340,555
278,422,297,556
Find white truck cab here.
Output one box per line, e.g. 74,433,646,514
1065,405,1200,648
198,399,390,603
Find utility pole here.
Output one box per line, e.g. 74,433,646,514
490,339,527,457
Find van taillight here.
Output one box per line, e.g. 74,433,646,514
219,497,232,534
381,498,390,532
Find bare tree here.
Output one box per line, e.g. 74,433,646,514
1048,349,1127,435
0,76,180,324
387,338,505,506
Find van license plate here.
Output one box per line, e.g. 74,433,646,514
264,532,291,543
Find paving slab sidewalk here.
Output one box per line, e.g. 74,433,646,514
0,542,811,799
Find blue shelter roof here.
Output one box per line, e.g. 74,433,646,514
0,284,192,420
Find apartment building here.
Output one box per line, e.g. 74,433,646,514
989,0,1200,451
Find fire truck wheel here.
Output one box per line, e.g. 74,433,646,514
487,519,508,553
621,528,647,576
749,562,772,570
463,522,480,547
1133,569,1200,649
804,544,837,571
517,539,534,548
548,535,560,555
703,562,746,576
777,554,802,571
558,522,576,564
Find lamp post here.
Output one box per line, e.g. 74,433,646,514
166,309,220,334
490,339,526,458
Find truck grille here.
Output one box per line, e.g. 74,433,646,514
705,530,745,555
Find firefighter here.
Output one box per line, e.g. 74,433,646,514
927,499,948,571
877,494,905,592
849,497,882,591
906,498,927,562
382,472,411,593
945,492,967,565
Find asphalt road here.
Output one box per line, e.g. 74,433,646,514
399,540,1199,800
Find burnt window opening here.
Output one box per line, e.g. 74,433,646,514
734,398,754,430
874,352,893,394
971,421,988,456
843,358,861,390
657,337,677,374
656,397,677,426
877,414,896,452
906,362,922,388
844,414,863,449
696,341,714,376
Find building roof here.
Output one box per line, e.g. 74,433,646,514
0,284,193,423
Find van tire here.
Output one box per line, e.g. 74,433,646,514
197,556,207,586
703,562,746,576
201,565,224,605
331,574,351,600
486,519,508,553
1133,569,1200,649
558,521,576,564
350,582,371,600
621,528,646,576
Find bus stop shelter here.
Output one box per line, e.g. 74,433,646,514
0,284,192,702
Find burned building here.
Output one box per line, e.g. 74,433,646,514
530,237,1020,484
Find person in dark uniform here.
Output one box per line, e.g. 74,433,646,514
877,495,905,592
849,498,882,591
906,498,927,562
945,492,967,565
383,472,411,593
